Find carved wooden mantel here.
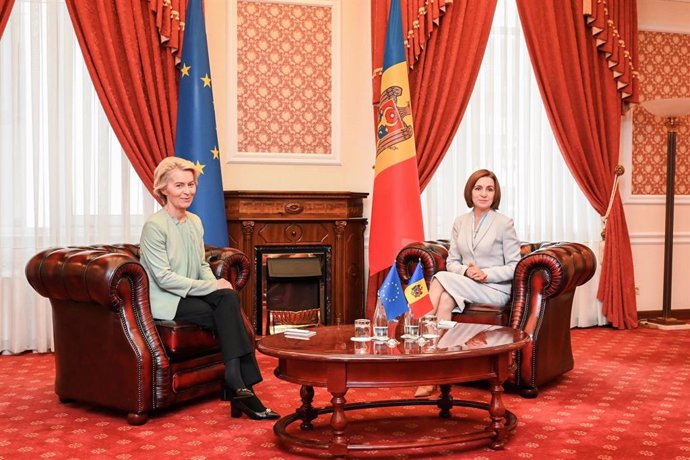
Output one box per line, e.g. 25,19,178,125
225,191,368,332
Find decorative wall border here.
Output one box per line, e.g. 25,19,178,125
226,0,341,165
621,25,690,205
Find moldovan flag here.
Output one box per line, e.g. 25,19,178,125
368,0,425,276
404,262,433,318
175,0,229,247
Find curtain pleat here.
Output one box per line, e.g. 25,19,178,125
66,0,178,194
0,0,14,38
516,0,638,329
371,0,450,80
367,0,498,317
584,0,639,103
148,0,188,63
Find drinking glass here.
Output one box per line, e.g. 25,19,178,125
354,341,369,354
420,314,439,339
403,311,420,338
354,319,371,339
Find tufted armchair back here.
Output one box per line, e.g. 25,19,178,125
397,240,596,397
26,244,252,425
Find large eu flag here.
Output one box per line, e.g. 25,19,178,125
369,0,425,276
175,0,229,247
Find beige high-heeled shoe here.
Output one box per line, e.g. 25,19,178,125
414,385,438,398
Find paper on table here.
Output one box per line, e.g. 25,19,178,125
283,329,316,336
284,333,312,340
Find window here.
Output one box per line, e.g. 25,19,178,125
421,0,605,327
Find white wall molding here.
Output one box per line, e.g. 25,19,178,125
629,232,690,245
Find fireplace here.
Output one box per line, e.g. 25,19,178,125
255,245,331,335
225,191,368,335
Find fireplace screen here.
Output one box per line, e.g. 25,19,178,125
255,246,331,335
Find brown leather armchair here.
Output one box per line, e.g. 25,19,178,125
25,244,252,425
397,241,596,398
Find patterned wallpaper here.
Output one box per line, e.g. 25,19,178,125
632,31,690,195
236,1,332,155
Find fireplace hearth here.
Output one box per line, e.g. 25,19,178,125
256,245,331,335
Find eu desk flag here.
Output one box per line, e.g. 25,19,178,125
175,0,229,247
404,261,433,318
378,262,408,320
369,0,425,276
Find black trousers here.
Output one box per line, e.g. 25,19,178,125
174,289,262,387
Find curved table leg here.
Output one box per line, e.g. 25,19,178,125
329,391,348,458
488,381,507,450
297,385,317,431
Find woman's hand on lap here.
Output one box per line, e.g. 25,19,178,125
217,278,234,290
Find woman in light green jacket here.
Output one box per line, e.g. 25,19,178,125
140,157,278,421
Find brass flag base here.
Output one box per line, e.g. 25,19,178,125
640,317,690,331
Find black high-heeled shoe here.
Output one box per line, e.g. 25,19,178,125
221,386,254,401
230,399,280,420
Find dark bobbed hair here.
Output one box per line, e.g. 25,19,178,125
463,169,501,210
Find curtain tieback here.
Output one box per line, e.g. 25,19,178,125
599,165,625,263
601,165,625,240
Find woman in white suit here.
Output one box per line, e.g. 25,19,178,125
416,169,521,397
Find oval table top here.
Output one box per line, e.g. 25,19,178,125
257,323,530,363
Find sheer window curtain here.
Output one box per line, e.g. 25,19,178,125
0,0,157,354
421,0,607,328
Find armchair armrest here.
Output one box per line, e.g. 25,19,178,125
396,241,450,285
25,246,166,414
205,245,250,291
510,242,596,333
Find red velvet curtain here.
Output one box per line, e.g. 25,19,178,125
66,0,178,193
0,0,15,38
367,0,498,317
516,0,638,329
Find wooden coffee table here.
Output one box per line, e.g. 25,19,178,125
257,324,530,458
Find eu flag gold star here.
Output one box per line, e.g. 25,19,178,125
201,74,211,87
211,146,220,159
194,160,206,175
180,63,191,77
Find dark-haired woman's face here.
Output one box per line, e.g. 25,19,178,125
471,176,495,212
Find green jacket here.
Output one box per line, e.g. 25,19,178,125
139,209,217,320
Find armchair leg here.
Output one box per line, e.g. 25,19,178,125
127,412,149,425
519,386,538,399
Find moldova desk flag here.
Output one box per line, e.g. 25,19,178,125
404,261,434,318
378,262,408,321
368,0,425,276
175,0,229,247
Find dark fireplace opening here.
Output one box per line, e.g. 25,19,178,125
255,245,331,335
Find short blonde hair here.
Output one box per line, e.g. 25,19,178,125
152,157,199,204
463,169,501,210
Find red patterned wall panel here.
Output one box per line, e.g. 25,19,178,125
236,1,332,155
633,31,690,195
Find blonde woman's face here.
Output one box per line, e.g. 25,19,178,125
471,176,495,212
163,169,196,212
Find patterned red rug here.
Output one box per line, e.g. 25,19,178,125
1,327,689,459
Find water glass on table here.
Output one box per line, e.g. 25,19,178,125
403,309,420,338
354,319,371,339
420,314,439,339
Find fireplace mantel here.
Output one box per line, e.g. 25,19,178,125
225,191,368,333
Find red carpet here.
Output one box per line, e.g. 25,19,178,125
1,327,689,459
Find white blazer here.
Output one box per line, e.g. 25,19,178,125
445,210,521,295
